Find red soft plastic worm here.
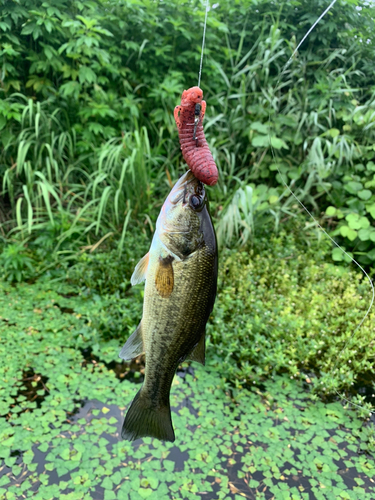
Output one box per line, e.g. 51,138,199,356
174,86,218,186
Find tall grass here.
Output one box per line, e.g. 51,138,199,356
1,0,375,259
0,97,166,252
201,24,375,248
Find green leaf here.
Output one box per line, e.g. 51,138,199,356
38,442,49,452
251,135,287,149
60,81,81,97
326,206,336,216
358,189,372,201
163,460,175,472
78,66,97,84
104,491,116,500
60,447,71,460
347,228,357,240
138,488,153,499
102,477,113,490
345,214,361,230
250,121,268,134
329,128,340,138
149,477,159,489
359,216,370,229
0,476,10,487
21,23,36,35
367,204,375,219
345,181,363,193
270,137,288,149
251,134,269,147
357,229,371,241
268,195,279,204
332,248,344,261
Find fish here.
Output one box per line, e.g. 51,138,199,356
119,170,218,442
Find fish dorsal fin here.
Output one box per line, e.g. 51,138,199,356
131,252,149,286
186,333,205,366
155,255,174,298
119,322,144,361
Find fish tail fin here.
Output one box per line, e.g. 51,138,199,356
122,389,175,442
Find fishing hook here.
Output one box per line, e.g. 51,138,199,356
193,103,201,142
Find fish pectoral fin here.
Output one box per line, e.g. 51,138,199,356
186,333,206,366
119,321,144,361
155,255,174,298
131,252,150,286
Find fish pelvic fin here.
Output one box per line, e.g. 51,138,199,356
119,322,144,361
122,389,175,442
186,332,205,365
131,252,149,286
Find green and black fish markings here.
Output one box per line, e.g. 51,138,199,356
119,170,218,442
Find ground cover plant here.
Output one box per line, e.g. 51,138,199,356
0,0,374,265
0,251,375,499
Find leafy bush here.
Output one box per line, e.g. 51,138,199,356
324,156,375,267
66,230,149,295
207,227,375,396
1,0,375,265
62,219,375,398
0,243,36,282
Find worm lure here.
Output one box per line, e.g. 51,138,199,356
174,86,219,186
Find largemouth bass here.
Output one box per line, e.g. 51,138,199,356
119,170,218,442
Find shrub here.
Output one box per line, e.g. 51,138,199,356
207,227,375,396
1,0,375,265
66,230,149,295
0,242,36,282
69,219,375,398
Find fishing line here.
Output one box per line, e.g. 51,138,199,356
198,0,210,88
268,0,375,413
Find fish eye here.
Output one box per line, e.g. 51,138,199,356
189,194,203,210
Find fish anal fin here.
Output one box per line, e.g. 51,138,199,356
122,389,175,442
131,252,149,286
119,322,144,361
155,255,174,298
186,333,206,366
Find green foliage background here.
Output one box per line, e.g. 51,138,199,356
0,0,375,264
1,0,375,498
1,239,375,499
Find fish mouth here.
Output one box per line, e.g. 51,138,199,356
169,171,203,206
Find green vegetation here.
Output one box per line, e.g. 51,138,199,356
1,0,375,497
209,229,375,400
0,0,375,264
0,264,375,499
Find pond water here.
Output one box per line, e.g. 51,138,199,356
1,361,375,500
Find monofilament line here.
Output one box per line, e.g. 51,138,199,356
279,0,338,81
268,0,375,413
198,0,210,88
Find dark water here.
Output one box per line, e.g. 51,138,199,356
1,359,375,499
2,368,49,421
2,391,374,499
